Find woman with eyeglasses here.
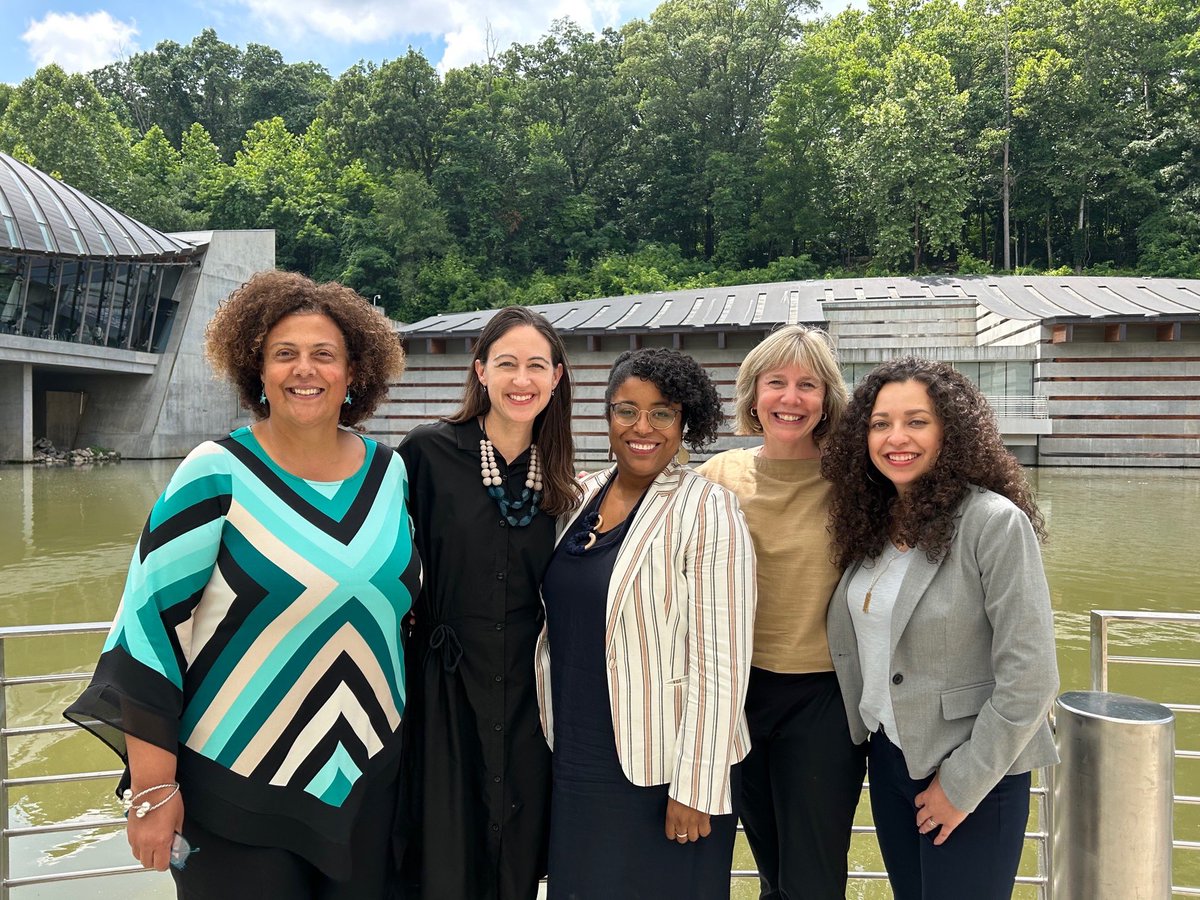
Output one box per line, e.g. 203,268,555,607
535,348,756,899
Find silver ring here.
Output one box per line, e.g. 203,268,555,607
675,832,688,839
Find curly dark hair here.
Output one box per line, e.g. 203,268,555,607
604,348,724,451
822,356,1045,568
205,270,404,428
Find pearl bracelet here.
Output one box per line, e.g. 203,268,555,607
122,782,180,819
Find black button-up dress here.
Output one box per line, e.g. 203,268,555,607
396,419,553,900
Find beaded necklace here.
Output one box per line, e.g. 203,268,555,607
480,437,543,527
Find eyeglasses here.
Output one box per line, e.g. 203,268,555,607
609,402,680,430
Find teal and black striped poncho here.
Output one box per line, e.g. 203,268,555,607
66,425,421,878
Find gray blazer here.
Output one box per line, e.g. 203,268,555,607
827,486,1059,813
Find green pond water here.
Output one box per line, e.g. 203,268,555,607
0,462,1196,897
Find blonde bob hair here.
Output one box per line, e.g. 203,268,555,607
733,324,847,445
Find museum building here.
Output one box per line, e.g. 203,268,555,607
0,151,273,460
384,277,1200,468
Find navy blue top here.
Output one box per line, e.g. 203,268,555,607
542,487,640,781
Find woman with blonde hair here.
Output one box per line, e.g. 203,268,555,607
697,325,865,900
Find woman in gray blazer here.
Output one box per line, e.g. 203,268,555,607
821,357,1058,900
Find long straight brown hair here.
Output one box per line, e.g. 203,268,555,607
445,307,582,515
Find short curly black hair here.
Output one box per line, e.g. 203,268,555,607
205,270,404,428
603,348,724,450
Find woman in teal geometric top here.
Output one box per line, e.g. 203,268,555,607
66,271,419,898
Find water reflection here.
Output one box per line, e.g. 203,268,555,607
2,462,1197,898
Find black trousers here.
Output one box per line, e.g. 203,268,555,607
738,668,866,900
169,776,397,900
868,729,1030,900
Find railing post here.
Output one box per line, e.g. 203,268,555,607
1039,763,1054,900
1,635,9,900
1050,691,1174,899
1090,611,1109,692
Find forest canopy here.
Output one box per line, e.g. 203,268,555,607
2,0,1198,323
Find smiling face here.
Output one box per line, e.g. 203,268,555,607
608,376,683,484
867,379,944,495
755,363,826,459
260,312,352,432
474,324,562,432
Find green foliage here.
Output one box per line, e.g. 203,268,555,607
3,0,1197,319
0,65,132,201
955,250,993,275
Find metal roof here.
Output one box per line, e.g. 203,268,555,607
0,152,201,260
402,282,827,337
401,275,1200,337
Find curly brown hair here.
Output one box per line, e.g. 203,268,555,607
205,270,404,428
822,356,1045,568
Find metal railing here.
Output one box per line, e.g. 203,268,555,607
0,623,150,896
1090,610,1200,898
0,621,1064,897
985,394,1049,419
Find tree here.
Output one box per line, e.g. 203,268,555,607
0,65,132,203
342,170,454,321
239,44,331,139
503,21,629,197
855,45,969,270
124,125,205,231
620,0,812,263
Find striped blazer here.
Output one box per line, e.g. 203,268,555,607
535,463,756,815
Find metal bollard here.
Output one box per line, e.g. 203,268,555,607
1050,691,1174,900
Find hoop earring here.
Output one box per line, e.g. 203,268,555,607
865,466,884,486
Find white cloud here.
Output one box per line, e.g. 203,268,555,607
234,0,652,70
21,11,140,74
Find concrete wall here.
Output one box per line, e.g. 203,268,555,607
372,300,1199,471
976,306,1042,346
368,328,1056,468
74,230,272,457
0,363,32,461
1036,327,1200,467
825,298,977,349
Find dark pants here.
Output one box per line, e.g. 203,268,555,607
738,668,866,900
170,778,397,900
868,729,1030,900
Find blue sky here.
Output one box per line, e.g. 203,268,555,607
3,0,859,87
2,0,663,85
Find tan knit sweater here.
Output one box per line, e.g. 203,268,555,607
697,448,841,673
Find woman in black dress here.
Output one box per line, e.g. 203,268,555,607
535,349,756,899
396,307,581,899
